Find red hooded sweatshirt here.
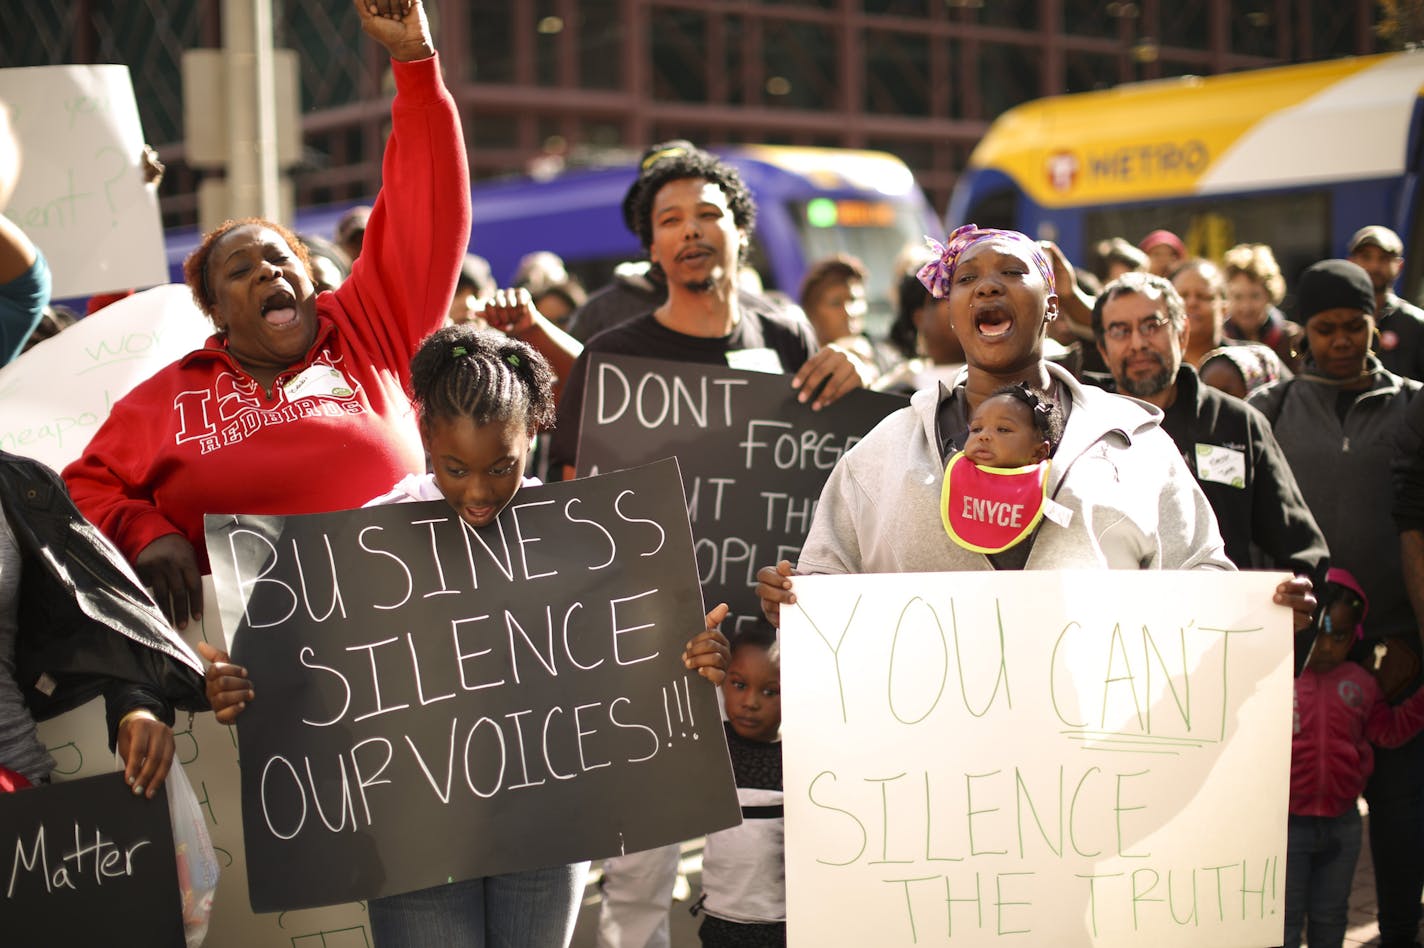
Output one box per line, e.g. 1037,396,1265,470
1291,663,1424,817
63,55,470,572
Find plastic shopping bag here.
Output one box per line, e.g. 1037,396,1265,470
167,759,219,947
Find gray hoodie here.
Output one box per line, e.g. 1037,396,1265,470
800,362,1233,575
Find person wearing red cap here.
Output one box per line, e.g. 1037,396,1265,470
1138,229,1186,277
1348,224,1424,382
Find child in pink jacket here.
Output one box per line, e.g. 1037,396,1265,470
1284,568,1424,948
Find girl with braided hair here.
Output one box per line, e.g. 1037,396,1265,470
204,319,731,946
370,321,557,526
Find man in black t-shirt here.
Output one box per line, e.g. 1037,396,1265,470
549,143,862,478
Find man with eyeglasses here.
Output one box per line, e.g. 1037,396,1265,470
1090,272,1328,581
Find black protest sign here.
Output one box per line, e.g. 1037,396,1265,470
0,772,184,947
575,354,906,634
205,458,740,912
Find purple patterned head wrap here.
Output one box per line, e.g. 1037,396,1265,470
916,224,1055,300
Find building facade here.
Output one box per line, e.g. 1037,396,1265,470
1,0,1385,226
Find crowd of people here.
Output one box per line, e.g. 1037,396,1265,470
2,2,1423,947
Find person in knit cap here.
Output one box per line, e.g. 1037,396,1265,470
1251,259,1424,948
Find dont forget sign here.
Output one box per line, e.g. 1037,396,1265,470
576,353,904,636
206,459,740,912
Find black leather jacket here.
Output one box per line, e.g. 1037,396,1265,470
0,451,207,747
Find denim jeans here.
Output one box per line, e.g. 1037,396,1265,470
369,861,590,948
1283,808,1363,948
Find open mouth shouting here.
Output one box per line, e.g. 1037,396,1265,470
260,287,301,328
973,305,1014,339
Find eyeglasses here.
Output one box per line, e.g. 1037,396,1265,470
1102,314,1173,341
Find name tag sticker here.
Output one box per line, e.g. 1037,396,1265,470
283,364,355,401
1195,443,1246,488
725,348,785,374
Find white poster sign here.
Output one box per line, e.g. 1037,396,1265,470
780,570,1292,948
1,64,168,297
0,283,209,471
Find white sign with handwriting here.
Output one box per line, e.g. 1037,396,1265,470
0,283,209,471
1,64,167,297
780,570,1292,948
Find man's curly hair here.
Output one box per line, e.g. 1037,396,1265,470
622,144,757,251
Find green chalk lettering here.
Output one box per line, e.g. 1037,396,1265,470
1069,766,1103,857
1114,769,1151,859
950,598,1012,718
884,875,940,943
1050,621,1088,728
1241,858,1269,919
888,597,948,725
1198,625,1260,741
807,770,867,867
1101,623,1145,730
965,771,1007,856
1131,867,1161,930
1204,863,1233,922
1014,766,1063,858
1077,871,1123,938
1142,622,1191,733
945,871,985,937
995,871,1034,935
867,773,914,865
1168,867,1199,926
798,595,861,724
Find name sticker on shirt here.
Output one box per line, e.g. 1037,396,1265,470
283,364,356,401
725,348,785,374
1194,443,1246,489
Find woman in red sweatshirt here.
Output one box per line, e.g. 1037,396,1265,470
1285,568,1424,948
62,0,470,629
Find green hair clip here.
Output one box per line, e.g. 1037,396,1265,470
506,353,521,368
451,346,468,358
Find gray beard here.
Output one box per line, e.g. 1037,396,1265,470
1118,361,1174,399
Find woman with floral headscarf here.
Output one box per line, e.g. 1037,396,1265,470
757,225,1316,626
